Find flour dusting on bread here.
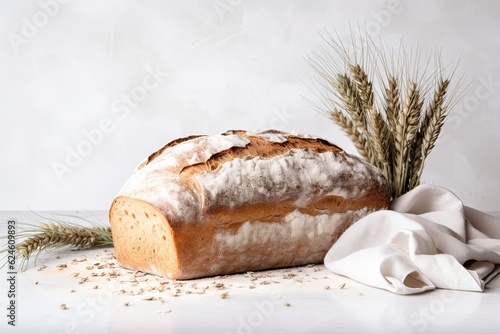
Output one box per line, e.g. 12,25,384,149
110,129,390,279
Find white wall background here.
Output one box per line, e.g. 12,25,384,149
1,0,499,212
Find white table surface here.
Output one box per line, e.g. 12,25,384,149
2,210,500,334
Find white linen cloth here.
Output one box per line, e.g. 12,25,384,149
324,184,500,294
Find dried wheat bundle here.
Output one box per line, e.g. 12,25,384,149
307,30,463,199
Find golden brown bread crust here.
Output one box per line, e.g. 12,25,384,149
109,129,390,279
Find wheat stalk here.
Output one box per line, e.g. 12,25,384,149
409,78,450,189
329,107,373,163
334,73,370,133
17,223,112,260
307,31,462,199
369,110,392,187
350,64,374,111
396,81,422,194
384,76,401,134
1,213,113,270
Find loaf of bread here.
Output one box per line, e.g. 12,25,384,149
109,130,390,279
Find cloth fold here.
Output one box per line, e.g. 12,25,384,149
324,185,500,294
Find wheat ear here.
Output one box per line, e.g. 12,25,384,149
334,74,369,131
410,78,450,188
17,223,112,258
399,81,423,194
369,110,393,189
2,217,114,270
384,76,400,134
350,64,374,110
351,63,390,169
329,107,373,163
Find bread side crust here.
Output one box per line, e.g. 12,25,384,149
173,208,377,279
111,191,388,280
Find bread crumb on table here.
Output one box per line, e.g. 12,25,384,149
46,250,360,303
155,309,172,314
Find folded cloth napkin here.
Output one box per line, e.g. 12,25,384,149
324,184,500,294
